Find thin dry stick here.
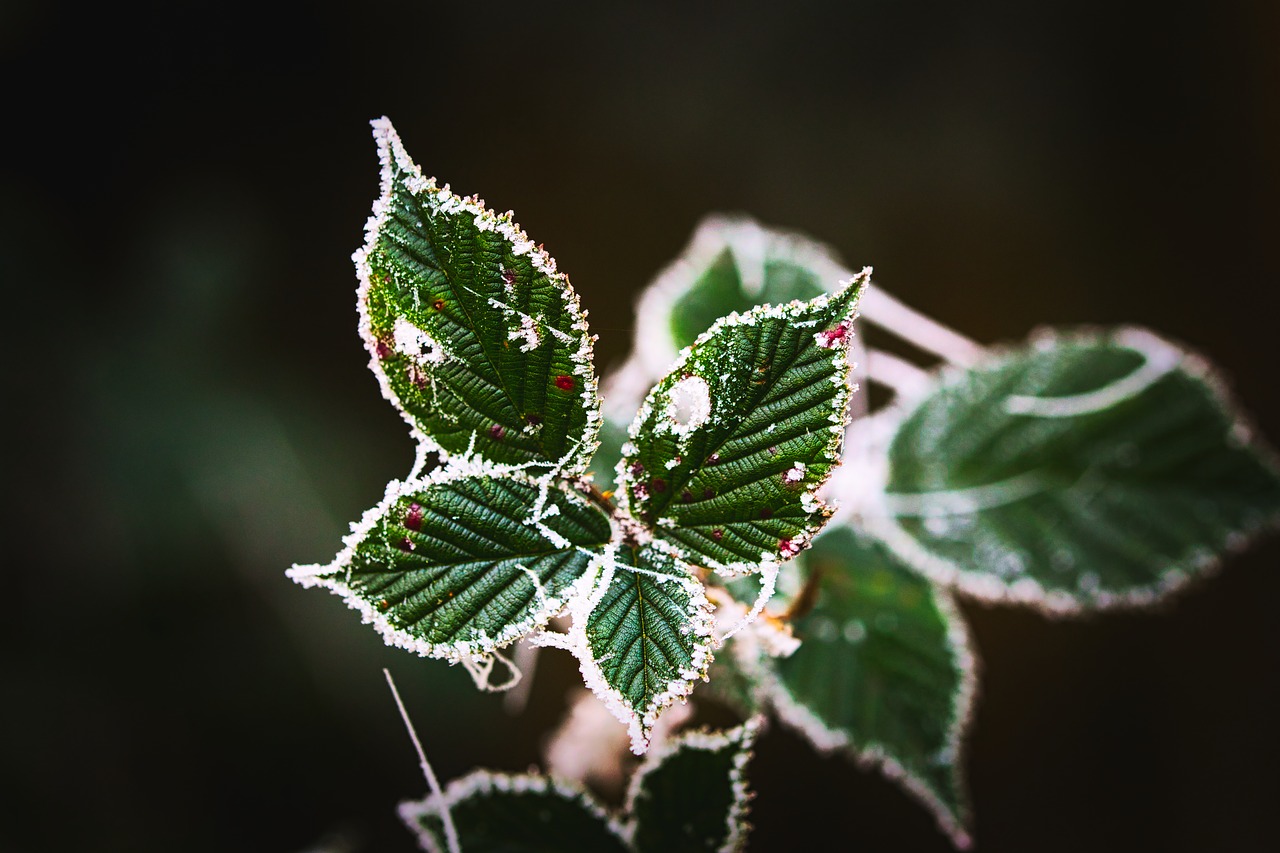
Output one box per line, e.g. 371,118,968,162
384,668,461,853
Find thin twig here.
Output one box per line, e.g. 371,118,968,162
384,669,460,853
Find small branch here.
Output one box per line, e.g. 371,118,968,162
384,669,460,853
858,283,984,366
865,348,934,400
575,477,618,516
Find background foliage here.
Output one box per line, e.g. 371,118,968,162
4,1,1279,850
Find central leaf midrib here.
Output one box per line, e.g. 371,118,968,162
392,190,563,463
651,316,824,517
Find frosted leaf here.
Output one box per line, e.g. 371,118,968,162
620,273,868,574
866,326,1280,611
357,117,600,475
746,528,977,849
286,469,611,662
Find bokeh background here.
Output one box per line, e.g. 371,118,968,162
4,1,1279,851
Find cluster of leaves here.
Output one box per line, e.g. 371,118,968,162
291,118,1280,849
594,215,1280,847
289,118,865,757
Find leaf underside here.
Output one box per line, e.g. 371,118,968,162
322,473,611,656
401,775,628,853
630,723,757,853
362,120,598,473
771,527,971,845
585,546,713,740
883,329,1280,605
621,276,866,572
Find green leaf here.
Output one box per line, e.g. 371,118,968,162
357,118,600,475
760,527,975,849
872,327,1280,609
400,772,629,853
603,215,856,420
571,545,715,753
628,720,760,853
619,273,868,573
288,470,611,661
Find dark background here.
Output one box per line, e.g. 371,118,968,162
4,1,1279,851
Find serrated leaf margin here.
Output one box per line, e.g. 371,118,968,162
741,583,978,849
398,769,628,853
621,717,762,853
603,214,855,423
286,464,607,663
356,117,601,477
553,546,717,754
616,272,869,575
852,325,1280,615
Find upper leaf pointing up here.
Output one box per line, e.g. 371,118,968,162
620,272,868,574
356,118,600,474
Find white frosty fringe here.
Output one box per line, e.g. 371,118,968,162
835,324,1280,615
552,548,717,754
615,271,869,575
751,585,979,849
384,669,460,853
543,686,694,795
459,647,522,693
285,465,605,662
356,117,601,477
601,214,859,422
621,718,762,853
399,770,627,853
716,562,782,644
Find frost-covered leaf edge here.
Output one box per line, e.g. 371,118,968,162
852,324,1280,614
733,578,978,849
616,271,870,576
533,546,717,755
356,116,602,478
398,770,628,853
622,717,763,853
603,214,851,423
286,461,609,663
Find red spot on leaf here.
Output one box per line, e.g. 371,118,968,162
404,503,424,531
779,538,802,558
502,267,516,286
554,375,576,391
650,478,667,493
711,528,724,541
375,339,393,360
432,299,445,311
759,507,773,520
815,321,851,349
489,424,506,441
397,537,416,552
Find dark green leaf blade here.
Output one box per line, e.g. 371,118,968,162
628,721,759,853
288,471,612,660
763,527,975,848
876,327,1280,609
400,772,629,853
357,118,599,474
572,545,715,752
620,273,868,573
602,215,861,433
